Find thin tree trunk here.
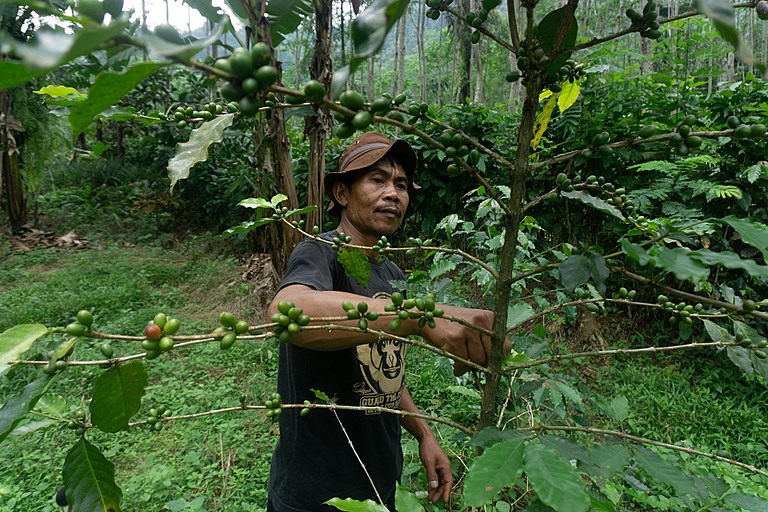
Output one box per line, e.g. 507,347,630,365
257,15,300,276
305,0,334,232
0,90,27,233
417,0,427,102
470,0,483,104
367,57,375,101
457,0,472,102
396,13,406,94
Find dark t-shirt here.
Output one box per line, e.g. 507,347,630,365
267,232,407,511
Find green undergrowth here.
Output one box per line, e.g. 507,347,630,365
0,241,277,511
592,350,768,468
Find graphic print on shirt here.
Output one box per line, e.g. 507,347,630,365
353,292,406,413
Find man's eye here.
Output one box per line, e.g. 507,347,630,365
396,183,407,190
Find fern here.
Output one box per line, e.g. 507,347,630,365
740,163,768,184
661,201,704,220
676,154,718,172
628,160,678,174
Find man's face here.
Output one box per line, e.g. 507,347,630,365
335,160,410,237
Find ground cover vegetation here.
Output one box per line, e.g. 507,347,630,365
2,0,768,510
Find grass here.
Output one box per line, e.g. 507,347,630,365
0,240,277,512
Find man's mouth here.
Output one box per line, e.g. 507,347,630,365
375,206,401,217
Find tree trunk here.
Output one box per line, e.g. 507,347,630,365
0,90,27,233
456,0,472,102
470,0,483,104
395,13,406,94
257,16,301,276
304,0,334,232
417,0,427,102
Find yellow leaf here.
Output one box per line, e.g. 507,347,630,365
532,94,559,150
557,80,581,113
34,85,84,99
539,89,553,101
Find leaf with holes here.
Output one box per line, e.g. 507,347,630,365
168,114,234,190
337,247,371,288
89,360,148,433
63,437,122,512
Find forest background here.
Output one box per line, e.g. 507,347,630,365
1,0,768,511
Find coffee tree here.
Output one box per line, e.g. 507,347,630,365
2,0,768,510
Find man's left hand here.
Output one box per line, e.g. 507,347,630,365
418,436,453,504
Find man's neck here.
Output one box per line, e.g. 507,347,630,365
336,219,380,259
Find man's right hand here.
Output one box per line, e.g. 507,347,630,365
422,306,505,376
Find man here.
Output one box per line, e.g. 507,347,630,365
266,132,496,511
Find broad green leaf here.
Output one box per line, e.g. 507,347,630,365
395,483,424,512
0,61,48,90
271,193,290,207
725,492,768,511
524,443,590,512
625,243,711,283
337,247,371,287
557,80,580,113
140,18,228,61
702,319,732,344
726,345,754,377
539,435,589,463
0,324,48,375
89,360,148,433
532,93,558,150
581,444,630,478
239,197,278,209
220,218,276,238
266,0,314,46
446,385,481,399
70,62,166,137
34,393,67,419
561,190,625,221
634,447,702,498
325,497,389,511
168,114,235,190
589,253,609,295
183,0,226,24
721,216,768,262
34,85,85,99
507,302,535,327
10,21,128,75
694,0,755,65
533,6,578,76
0,375,56,443
63,437,122,512
468,427,532,448
331,0,409,97
223,0,249,23
603,395,629,423
559,255,590,292
690,249,768,278
649,246,710,282
464,438,526,507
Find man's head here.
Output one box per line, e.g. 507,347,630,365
325,132,418,218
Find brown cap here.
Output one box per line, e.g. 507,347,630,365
325,132,419,216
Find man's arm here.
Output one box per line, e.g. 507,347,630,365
269,284,495,373
399,387,453,504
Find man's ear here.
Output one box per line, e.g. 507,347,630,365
332,181,350,207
